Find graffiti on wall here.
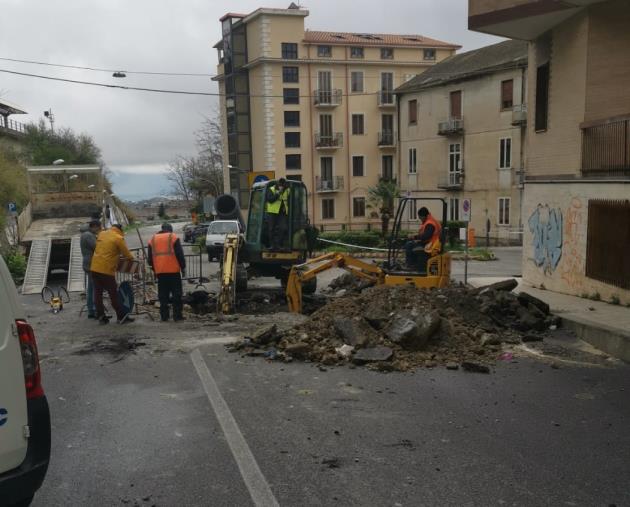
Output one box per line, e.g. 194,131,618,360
559,197,584,290
528,204,563,275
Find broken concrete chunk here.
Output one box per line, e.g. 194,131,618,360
461,361,490,373
415,311,442,343
250,324,278,345
352,346,393,364
333,317,378,347
335,289,347,297
478,278,518,295
446,362,459,370
480,333,501,346
385,316,419,344
522,334,544,343
284,342,310,358
517,292,550,315
335,344,354,358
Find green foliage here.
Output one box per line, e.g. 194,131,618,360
611,295,620,305
23,120,102,165
0,149,29,233
590,292,601,301
2,248,26,282
367,179,400,236
319,230,384,248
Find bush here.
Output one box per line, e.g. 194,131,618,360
2,249,26,283
319,230,384,249
445,220,466,247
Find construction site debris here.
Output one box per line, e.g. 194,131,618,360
229,283,560,372
476,278,519,294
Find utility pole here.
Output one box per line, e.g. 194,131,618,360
44,109,55,132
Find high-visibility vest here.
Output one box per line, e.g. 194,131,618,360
265,186,290,215
149,233,181,274
419,215,442,256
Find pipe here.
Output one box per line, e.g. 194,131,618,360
215,194,245,229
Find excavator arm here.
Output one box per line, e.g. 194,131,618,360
218,233,240,314
286,252,384,313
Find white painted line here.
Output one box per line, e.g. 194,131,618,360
191,348,279,507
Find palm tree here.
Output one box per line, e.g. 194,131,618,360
367,179,400,236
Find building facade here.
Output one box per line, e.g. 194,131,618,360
469,0,630,304
0,100,27,152
395,40,528,243
213,5,459,229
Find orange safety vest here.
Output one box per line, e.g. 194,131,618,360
418,214,442,256
149,233,181,274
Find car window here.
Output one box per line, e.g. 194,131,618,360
209,222,238,234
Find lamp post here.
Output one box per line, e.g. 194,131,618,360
44,109,55,132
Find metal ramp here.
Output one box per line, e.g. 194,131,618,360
66,235,85,293
22,239,51,295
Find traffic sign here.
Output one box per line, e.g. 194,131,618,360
461,198,471,222
247,170,276,188
7,202,17,216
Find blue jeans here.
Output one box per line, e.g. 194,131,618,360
405,241,429,273
86,272,96,316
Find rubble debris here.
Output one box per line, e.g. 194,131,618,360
352,346,393,364
461,361,491,374
333,317,378,347
517,292,550,315
446,362,459,370
335,344,354,358
476,278,518,295
249,324,278,345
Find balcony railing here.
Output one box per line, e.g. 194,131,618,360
438,118,464,136
582,117,630,177
437,171,464,190
316,176,344,192
314,132,343,149
377,91,395,107
511,104,527,126
0,116,26,136
313,89,342,107
378,131,396,147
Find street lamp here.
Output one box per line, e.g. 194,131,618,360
44,109,55,132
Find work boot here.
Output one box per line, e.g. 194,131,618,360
98,316,110,325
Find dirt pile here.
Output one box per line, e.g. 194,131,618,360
229,281,559,372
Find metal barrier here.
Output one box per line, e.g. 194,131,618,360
182,244,204,284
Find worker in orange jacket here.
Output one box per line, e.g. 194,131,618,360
148,223,186,322
405,207,442,273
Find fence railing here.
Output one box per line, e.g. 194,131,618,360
316,176,344,192
582,117,630,176
0,116,26,134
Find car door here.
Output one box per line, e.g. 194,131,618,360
0,257,29,473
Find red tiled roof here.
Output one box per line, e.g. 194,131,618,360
303,30,460,49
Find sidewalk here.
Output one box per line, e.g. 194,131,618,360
468,277,630,363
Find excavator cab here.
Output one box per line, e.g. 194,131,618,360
381,197,451,288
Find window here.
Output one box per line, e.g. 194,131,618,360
352,156,364,177
535,62,550,131
380,48,394,59
283,88,299,105
351,114,365,135
501,79,514,110
424,48,436,60
286,154,301,170
350,47,364,59
498,197,511,225
449,143,461,185
499,138,512,169
284,111,300,127
282,66,299,83
285,132,300,148
408,200,417,220
353,197,366,217
408,148,417,174
351,71,364,93
317,45,332,57
449,198,460,221
286,175,302,182
322,198,335,219
408,99,418,124
320,157,333,180
281,42,298,59
382,155,394,180
450,90,462,119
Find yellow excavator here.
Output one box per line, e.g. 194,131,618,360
286,197,452,313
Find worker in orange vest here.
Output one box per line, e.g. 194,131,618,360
148,223,186,322
405,207,442,273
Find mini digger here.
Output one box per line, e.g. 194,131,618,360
286,197,452,313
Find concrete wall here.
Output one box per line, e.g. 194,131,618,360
522,180,630,305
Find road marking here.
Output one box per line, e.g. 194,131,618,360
191,348,279,507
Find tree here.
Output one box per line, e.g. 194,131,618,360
23,120,102,166
0,149,29,250
367,179,400,236
158,203,166,218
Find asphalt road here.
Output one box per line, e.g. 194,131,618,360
23,225,630,506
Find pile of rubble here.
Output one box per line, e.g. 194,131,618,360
229,279,559,373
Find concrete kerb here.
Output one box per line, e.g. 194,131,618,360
467,276,630,363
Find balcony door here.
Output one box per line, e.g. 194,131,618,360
382,114,394,144
382,155,394,180
450,90,462,119
319,114,333,143
448,143,461,185
381,72,394,104
321,157,333,186
318,71,332,103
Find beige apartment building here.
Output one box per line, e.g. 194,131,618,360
469,0,630,304
395,40,528,243
213,5,460,229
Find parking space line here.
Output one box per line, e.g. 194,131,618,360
191,349,279,507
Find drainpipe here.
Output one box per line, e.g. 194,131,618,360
396,92,402,188
307,45,316,229
518,65,526,236
345,54,351,230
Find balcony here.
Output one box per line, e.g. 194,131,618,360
511,104,527,126
377,91,396,108
581,117,630,177
438,118,464,136
314,132,343,149
378,131,396,148
313,89,342,107
0,116,26,137
437,172,464,190
316,176,344,192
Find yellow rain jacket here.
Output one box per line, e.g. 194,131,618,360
90,227,134,276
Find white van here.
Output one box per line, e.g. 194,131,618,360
0,256,50,506
205,220,242,261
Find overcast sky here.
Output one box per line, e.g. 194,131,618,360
0,0,501,199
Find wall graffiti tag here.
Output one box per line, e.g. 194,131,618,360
528,204,563,275
559,197,584,290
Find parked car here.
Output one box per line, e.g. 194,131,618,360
182,223,197,243
191,223,211,244
205,220,242,261
0,257,51,506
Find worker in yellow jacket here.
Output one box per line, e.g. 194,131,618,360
265,178,290,250
90,224,135,324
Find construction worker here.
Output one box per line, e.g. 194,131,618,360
405,207,442,273
90,224,135,324
79,219,102,318
265,178,290,250
148,223,186,322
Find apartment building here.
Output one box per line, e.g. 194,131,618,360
395,40,528,243
213,5,460,229
469,0,630,304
